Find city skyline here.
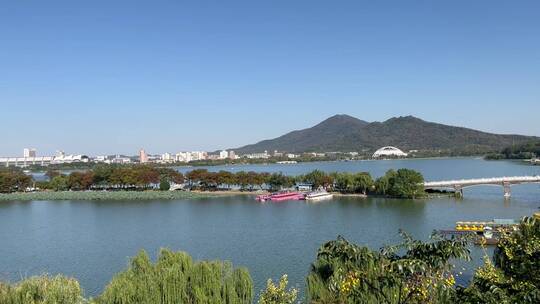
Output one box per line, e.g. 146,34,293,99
2,1,540,155
0,114,540,159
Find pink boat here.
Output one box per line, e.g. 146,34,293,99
256,191,305,202
270,192,305,202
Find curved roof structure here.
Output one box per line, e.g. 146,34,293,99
372,146,408,158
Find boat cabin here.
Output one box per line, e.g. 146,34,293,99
295,183,313,191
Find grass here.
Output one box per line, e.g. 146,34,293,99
0,190,226,201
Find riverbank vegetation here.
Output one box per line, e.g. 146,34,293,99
0,190,218,201
1,217,538,303
485,140,540,160
0,165,427,199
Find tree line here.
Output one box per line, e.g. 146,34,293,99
485,139,540,160
186,168,425,198
0,165,426,198
1,216,539,303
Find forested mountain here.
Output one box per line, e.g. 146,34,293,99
234,115,538,154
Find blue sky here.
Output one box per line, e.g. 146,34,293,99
1,1,539,156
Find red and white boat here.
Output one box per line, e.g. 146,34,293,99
256,192,305,202
270,192,305,202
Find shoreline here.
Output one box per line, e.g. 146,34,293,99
0,190,231,201
24,155,489,173
0,190,448,201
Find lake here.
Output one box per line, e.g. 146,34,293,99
1,158,539,298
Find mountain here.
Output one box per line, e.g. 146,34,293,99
233,115,538,154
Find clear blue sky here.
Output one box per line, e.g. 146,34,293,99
1,1,539,156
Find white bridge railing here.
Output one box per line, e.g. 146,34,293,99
424,175,540,188
424,175,540,197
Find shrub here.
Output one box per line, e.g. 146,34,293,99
96,248,253,304
159,179,171,191
258,275,297,304
458,216,540,303
0,275,84,304
307,233,469,304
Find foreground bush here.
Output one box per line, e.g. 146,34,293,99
258,275,298,304
95,248,253,304
0,275,84,304
457,216,540,303
307,233,470,304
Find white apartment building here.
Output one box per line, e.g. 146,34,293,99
175,151,208,163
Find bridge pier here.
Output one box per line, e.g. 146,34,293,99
503,182,511,198
454,185,463,198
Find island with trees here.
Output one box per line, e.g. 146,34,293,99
0,164,427,200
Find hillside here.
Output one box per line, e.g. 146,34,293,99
233,115,538,154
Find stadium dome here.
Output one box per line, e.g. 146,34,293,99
372,146,408,158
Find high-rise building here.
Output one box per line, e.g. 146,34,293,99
229,151,236,160
219,150,229,159
139,149,148,163
23,148,36,158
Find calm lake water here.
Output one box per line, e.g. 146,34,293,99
1,158,539,298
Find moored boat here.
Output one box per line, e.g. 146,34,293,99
440,218,520,246
256,191,305,202
270,192,305,202
255,194,272,202
305,190,333,201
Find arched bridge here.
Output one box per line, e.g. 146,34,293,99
424,175,540,198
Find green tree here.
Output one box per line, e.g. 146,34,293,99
0,170,32,193
49,175,70,191
97,248,253,304
389,169,425,198
92,164,117,185
258,275,298,304
303,170,333,189
335,172,355,193
186,169,209,189
458,216,540,303
375,169,397,196
248,171,265,191
217,170,236,190
159,179,171,191
236,171,250,191
307,233,469,304
375,169,425,198
0,275,84,304
267,173,291,192
352,172,374,194
68,171,94,190
158,168,184,184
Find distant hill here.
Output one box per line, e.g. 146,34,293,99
233,115,538,155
